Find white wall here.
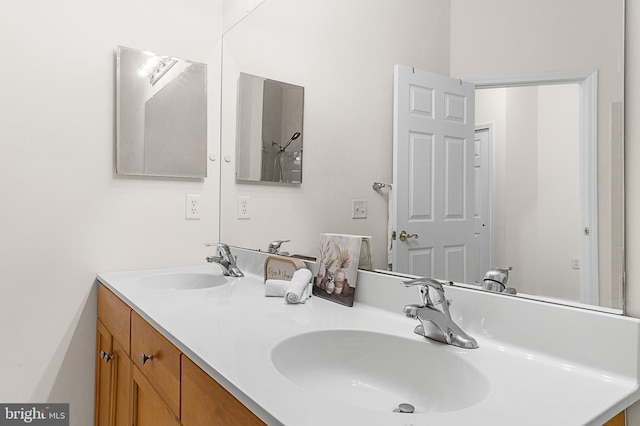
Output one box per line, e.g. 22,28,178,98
625,2,640,424
219,0,451,266
0,1,223,424
451,0,625,302
536,85,581,301
476,85,581,302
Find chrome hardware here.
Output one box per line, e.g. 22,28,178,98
139,353,153,365
401,277,478,349
398,230,419,241
267,239,290,255
396,403,415,414
204,243,244,277
372,182,392,190
482,267,516,294
100,350,114,363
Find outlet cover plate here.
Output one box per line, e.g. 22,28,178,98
238,196,251,219
186,194,201,220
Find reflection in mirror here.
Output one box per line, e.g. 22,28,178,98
236,73,304,184
219,0,624,312
116,46,207,178
477,84,587,305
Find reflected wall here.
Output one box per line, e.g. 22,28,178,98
220,0,624,309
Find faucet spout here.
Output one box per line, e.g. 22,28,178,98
401,278,478,349
204,243,244,277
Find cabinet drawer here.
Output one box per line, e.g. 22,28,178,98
131,312,181,418
98,285,131,355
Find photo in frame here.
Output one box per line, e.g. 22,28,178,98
312,233,362,307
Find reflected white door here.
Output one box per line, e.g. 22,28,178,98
392,65,476,282
474,127,492,283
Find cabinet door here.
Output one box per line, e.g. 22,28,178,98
98,285,131,355
605,412,625,426
95,320,113,426
181,356,265,426
95,320,132,426
131,312,181,418
132,366,180,426
112,339,130,426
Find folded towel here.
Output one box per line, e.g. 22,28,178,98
265,279,290,297
285,268,313,304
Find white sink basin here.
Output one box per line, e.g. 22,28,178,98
271,329,490,413
137,272,228,290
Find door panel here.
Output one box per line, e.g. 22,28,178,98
393,65,476,281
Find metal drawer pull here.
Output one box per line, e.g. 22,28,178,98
100,350,114,363
139,353,154,365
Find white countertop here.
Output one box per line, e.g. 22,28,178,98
97,249,640,425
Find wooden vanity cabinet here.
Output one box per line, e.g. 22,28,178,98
606,412,625,426
181,356,265,426
96,284,266,426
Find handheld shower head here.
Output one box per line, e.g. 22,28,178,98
281,131,302,151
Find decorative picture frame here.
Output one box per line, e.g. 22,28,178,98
312,234,362,307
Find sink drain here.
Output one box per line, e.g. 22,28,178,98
395,403,415,414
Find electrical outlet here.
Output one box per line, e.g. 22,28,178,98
185,194,201,220
352,199,367,219
571,257,581,269
238,196,251,219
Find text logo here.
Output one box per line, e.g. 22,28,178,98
0,404,68,426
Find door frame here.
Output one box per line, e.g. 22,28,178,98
466,70,599,305
474,125,493,284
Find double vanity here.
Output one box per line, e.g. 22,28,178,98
96,247,640,425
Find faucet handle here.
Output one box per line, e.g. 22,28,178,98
402,277,447,307
268,239,290,253
402,277,444,291
204,242,231,256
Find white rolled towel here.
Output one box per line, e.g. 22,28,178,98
265,279,290,297
285,268,313,304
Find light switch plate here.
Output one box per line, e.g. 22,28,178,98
352,199,367,219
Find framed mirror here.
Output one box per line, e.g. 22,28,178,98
236,72,304,184
116,46,207,178
219,0,624,312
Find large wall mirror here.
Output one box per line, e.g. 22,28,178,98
219,0,624,312
117,46,207,178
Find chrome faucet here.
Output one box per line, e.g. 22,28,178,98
204,243,244,277
482,267,516,294
267,239,290,255
402,277,478,349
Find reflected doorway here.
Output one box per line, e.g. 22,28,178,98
476,84,583,302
